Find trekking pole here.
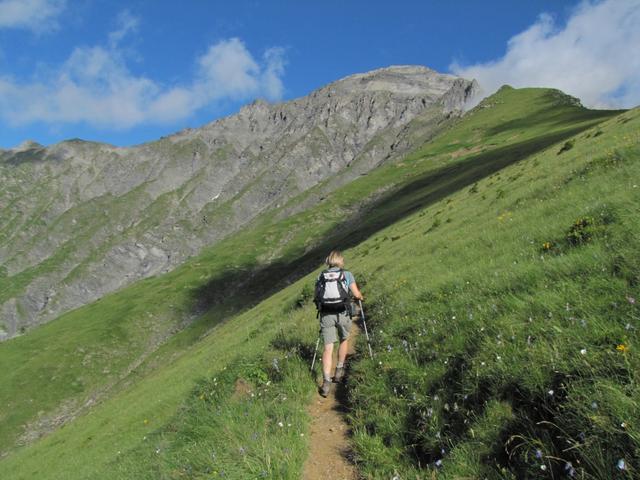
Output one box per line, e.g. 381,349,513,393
310,330,321,372
358,300,374,359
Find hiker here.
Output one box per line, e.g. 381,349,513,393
315,250,364,397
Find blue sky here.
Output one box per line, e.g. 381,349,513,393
0,0,638,148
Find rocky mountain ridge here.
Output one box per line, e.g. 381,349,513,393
0,65,478,340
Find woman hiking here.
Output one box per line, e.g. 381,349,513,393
315,250,364,397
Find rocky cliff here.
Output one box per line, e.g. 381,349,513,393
0,65,477,339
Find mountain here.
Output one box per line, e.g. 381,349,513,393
1,68,637,479
0,66,477,340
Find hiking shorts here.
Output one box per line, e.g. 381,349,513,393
320,310,352,345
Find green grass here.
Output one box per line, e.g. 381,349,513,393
344,108,640,478
0,87,632,479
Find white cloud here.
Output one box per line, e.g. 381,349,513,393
0,31,287,128
108,9,139,48
451,0,640,109
0,0,66,32
262,47,287,100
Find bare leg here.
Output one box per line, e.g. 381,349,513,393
322,343,334,380
338,339,349,365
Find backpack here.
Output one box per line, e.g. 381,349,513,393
314,269,350,312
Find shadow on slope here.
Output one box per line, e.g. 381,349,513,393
486,102,620,137
191,125,595,321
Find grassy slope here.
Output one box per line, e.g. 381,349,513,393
0,87,630,479
344,108,639,478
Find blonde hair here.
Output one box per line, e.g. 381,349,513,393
325,250,345,268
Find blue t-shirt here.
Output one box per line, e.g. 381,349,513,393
323,267,355,290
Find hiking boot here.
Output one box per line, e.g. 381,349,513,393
333,366,345,383
319,380,331,397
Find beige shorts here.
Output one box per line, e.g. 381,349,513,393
320,310,352,345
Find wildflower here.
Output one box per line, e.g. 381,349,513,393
143,419,149,425
580,348,587,355
617,458,626,471
564,461,576,478
540,465,547,471
621,422,628,429
542,242,552,250
386,344,393,352
548,389,554,397
591,401,598,410
627,296,636,305
435,459,443,468
535,449,543,459
616,344,629,353
278,421,284,427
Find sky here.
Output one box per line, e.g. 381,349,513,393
0,0,638,148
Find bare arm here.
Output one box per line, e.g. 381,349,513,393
350,282,364,301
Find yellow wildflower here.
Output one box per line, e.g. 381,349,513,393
616,344,629,353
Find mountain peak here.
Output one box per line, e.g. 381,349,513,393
13,140,44,151
327,65,462,96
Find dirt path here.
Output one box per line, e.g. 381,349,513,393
302,322,360,480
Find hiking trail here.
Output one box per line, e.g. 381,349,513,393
302,321,361,479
